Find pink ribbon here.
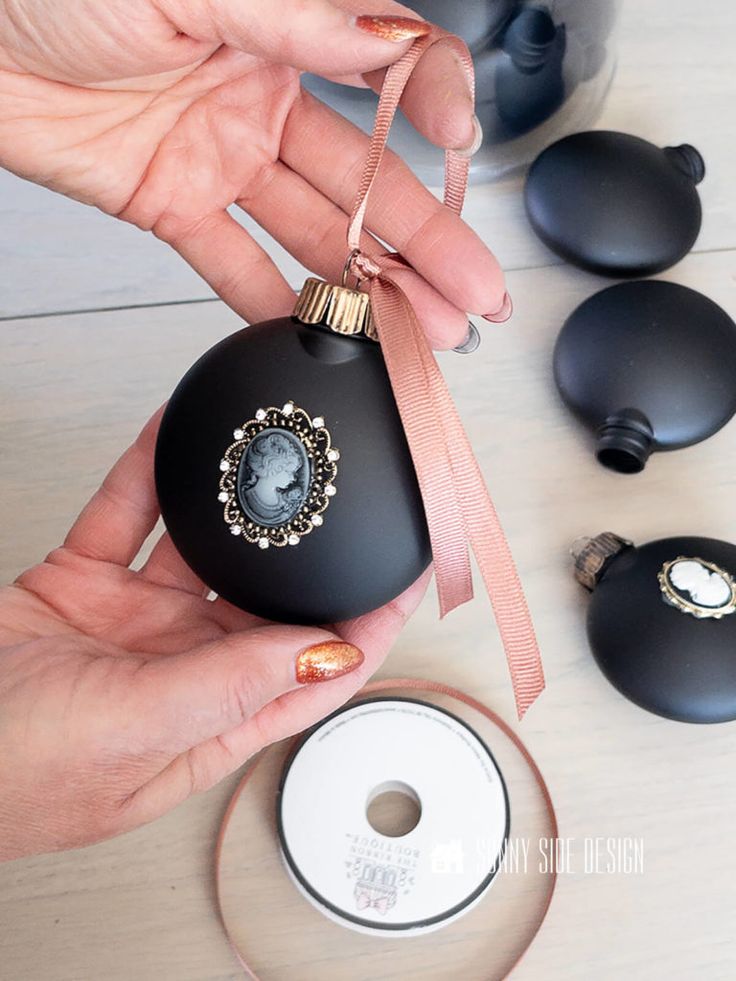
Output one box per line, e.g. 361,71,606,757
346,28,545,719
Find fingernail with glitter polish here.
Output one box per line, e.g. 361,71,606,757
457,115,484,158
354,15,431,42
296,641,364,684
482,291,513,323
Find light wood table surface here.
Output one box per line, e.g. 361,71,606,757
1,2,735,978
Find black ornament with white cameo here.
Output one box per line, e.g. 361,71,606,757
154,279,430,625
573,533,736,723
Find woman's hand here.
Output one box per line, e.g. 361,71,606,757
0,0,507,348
0,409,429,861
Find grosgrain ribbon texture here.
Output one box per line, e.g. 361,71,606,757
346,28,545,719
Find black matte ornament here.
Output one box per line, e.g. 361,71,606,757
155,299,431,625
574,533,736,723
525,130,705,275
554,280,736,473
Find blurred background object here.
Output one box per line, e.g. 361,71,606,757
304,0,621,183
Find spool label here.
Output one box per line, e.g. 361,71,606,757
278,699,509,935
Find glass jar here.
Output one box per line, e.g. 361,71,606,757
303,0,620,184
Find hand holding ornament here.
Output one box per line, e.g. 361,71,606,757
0,0,509,347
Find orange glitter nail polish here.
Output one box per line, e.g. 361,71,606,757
296,641,364,684
354,15,431,42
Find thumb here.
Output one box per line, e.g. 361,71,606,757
132,625,364,753
159,0,430,76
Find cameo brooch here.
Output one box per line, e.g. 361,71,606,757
218,401,339,549
658,556,736,619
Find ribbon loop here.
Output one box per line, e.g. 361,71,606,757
347,27,545,719
350,251,382,282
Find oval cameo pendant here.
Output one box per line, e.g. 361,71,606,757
658,556,736,619
217,401,339,550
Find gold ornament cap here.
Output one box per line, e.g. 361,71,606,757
293,277,377,341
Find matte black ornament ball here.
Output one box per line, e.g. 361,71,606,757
574,533,736,723
554,280,736,473
525,130,705,276
155,279,431,625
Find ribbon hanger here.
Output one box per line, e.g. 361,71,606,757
345,28,545,719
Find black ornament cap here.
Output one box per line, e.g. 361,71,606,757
524,130,705,276
595,408,654,474
663,143,706,184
